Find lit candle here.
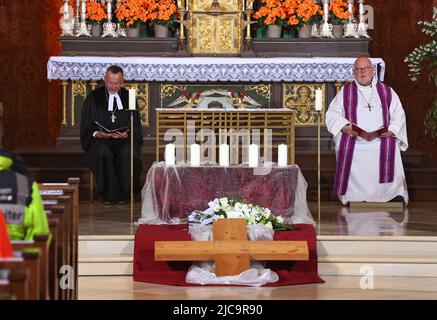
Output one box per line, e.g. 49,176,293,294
128,88,136,110
165,144,175,166
248,144,259,168
219,144,230,167
190,144,200,166
278,144,288,167
315,89,323,111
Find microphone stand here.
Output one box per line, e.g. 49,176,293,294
317,110,321,234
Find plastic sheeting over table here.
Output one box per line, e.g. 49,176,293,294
139,162,314,225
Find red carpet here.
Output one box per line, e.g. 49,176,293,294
133,224,324,286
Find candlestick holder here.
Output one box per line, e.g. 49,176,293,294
74,0,81,33
175,7,188,54
76,1,91,36
319,0,333,38
242,8,255,56
319,22,334,38
76,20,92,37
61,13,75,36
117,23,127,37
311,24,320,38
102,0,119,37
344,0,359,38
356,0,370,38
316,109,321,233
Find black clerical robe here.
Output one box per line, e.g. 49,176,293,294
80,86,143,202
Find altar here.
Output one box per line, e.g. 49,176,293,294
47,56,386,150
139,161,314,225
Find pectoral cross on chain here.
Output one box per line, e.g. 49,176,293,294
367,103,372,112
111,113,116,123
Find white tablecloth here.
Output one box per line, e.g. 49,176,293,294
47,56,385,82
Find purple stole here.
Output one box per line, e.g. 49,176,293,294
333,81,397,196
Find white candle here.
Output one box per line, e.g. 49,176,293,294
349,0,354,15
219,144,230,167
324,0,329,20
190,144,200,166
359,0,364,15
315,89,323,111
81,0,86,20
165,144,175,166
64,1,69,16
128,88,136,110
248,144,259,168
278,144,288,167
108,1,112,15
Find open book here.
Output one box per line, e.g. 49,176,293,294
94,121,128,134
351,123,388,141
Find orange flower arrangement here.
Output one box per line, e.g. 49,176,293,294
330,0,351,25
253,0,288,26
86,0,106,25
148,0,177,29
116,0,150,27
254,0,322,27
294,0,322,27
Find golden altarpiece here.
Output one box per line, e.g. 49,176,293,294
187,0,244,55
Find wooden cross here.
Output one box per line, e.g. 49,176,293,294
155,219,309,277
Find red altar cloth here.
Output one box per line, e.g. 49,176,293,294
140,163,313,224
133,224,324,286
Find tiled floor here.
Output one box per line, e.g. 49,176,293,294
78,275,437,300
79,201,437,237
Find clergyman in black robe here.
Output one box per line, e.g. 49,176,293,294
80,66,143,204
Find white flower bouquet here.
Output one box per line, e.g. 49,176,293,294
188,197,295,231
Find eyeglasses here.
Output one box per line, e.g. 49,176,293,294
353,66,373,72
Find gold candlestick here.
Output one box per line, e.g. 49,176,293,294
176,6,187,55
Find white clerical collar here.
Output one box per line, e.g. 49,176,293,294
108,92,123,111
355,77,377,90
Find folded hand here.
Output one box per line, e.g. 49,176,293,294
342,125,358,137
111,130,129,139
380,130,394,138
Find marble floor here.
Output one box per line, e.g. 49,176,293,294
79,201,437,237
78,275,437,300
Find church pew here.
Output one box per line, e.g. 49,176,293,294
11,234,49,300
39,179,79,300
0,268,29,300
0,251,40,300
42,192,75,300
43,199,70,300
47,217,59,300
